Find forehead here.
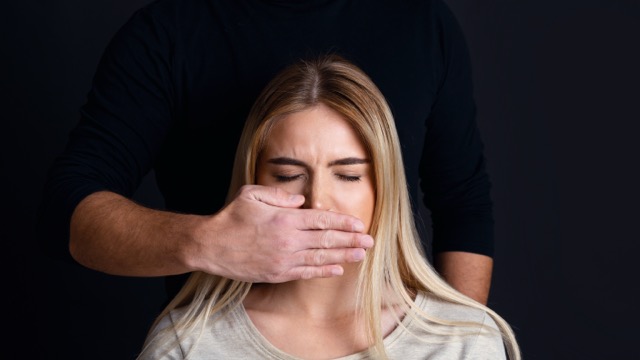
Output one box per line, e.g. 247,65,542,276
263,104,367,157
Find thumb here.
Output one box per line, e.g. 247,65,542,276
249,185,305,208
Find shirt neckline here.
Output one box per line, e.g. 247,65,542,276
233,292,428,359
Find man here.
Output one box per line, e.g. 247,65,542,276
38,0,494,305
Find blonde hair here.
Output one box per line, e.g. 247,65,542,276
139,54,520,360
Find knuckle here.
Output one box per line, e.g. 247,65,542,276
352,234,363,247
264,259,288,283
271,186,286,198
300,267,315,280
304,250,318,265
313,250,326,265
238,184,253,196
263,272,277,282
272,213,290,229
319,230,333,249
315,212,332,229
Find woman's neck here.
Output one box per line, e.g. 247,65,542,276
242,263,375,358
245,263,361,320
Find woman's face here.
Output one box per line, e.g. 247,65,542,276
256,103,375,233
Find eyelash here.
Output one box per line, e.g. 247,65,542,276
274,174,362,183
337,174,362,182
274,175,302,183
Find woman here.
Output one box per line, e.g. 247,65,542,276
137,54,520,360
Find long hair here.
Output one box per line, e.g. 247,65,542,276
139,54,520,360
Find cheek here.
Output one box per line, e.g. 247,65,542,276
337,185,376,233
360,191,376,234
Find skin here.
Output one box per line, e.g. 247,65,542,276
435,252,493,305
70,117,490,304
244,104,401,358
70,114,376,283
70,147,491,304
70,186,375,282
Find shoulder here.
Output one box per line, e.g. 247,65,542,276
137,311,184,360
159,302,252,357
417,292,495,326
119,0,209,35
410,292,507,359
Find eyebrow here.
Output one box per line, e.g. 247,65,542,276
329,157,370,166
267,157,370,167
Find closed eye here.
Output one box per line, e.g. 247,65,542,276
274,174,304,183
337,174,361,182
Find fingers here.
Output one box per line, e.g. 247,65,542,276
300,230,374,252
299,247,367,267
243,185,366,232
297,265,344,280
300,208,365,233
245,185,304,208
260,246,370,283
260,261,347,283
285,248,366,280
225,184,375,284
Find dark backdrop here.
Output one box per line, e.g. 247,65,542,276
3,1,639,359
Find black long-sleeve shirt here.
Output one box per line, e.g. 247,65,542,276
38,0,494,295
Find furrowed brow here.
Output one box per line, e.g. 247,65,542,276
267,157,307,166
328,157,370,166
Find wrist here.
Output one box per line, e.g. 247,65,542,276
179,212,222,274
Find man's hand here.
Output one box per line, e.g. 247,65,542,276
188,185,374,283
69,186,372,281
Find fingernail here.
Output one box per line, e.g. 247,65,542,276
361,235,374,248
353,249,365,261
331,267,344,276
353,221,364,232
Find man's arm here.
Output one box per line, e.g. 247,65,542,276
70,187,373,281
434,251,493,305
419,0,495,304
38,7,373,282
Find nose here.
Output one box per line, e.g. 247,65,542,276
302,174,332,210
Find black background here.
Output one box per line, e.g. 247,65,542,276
3,0,639,359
